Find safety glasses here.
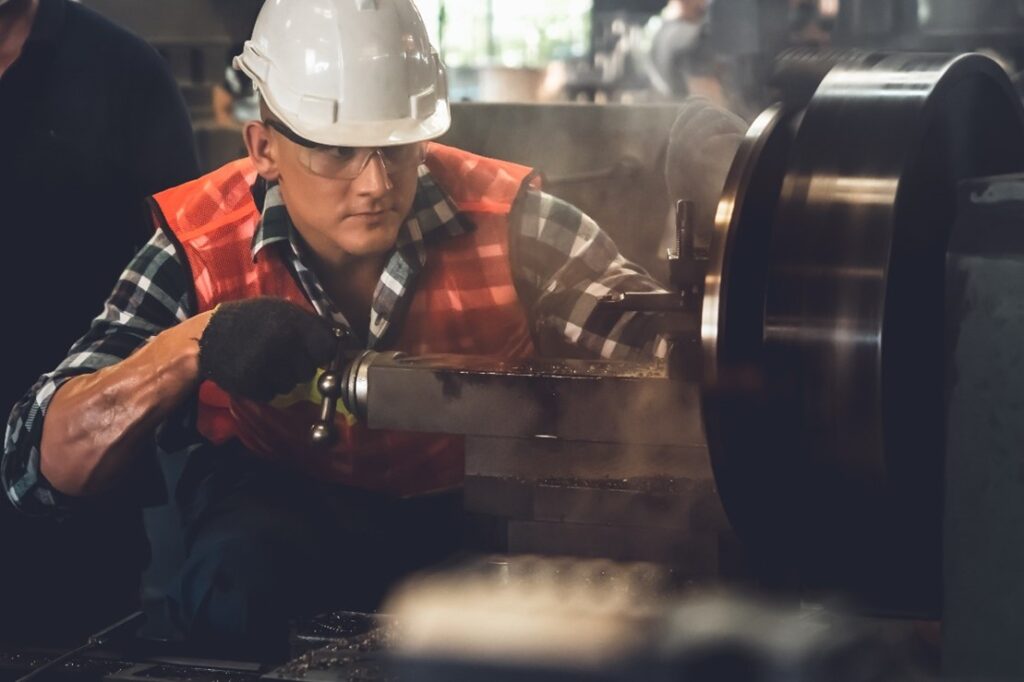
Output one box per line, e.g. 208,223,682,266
264,119,426,180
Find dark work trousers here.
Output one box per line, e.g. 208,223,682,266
151,444,464,660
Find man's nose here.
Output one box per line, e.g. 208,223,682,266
353,149,393,195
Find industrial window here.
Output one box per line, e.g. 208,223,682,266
414,0,593,68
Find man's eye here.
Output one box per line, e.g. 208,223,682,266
324,147,359,162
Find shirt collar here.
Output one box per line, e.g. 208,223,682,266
250,165,474,265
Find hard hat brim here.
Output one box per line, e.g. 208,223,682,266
259,88,452,148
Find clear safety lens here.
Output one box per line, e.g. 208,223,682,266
302,144,426,180
264,119,425,180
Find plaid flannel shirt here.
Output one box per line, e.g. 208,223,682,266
3,166,669,515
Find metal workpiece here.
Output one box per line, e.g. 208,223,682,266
765,52,1024,488
339,351,701,447
338,349,376,423
702,51,1024,612
700,102,794,395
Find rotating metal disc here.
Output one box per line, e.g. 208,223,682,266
701,52,1024,613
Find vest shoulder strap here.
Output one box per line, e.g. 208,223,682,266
153,158,260,241
425,143,540,214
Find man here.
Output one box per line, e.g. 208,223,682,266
3,0,668,657
0,0,198,643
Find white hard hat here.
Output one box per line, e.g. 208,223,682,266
234,0,450,147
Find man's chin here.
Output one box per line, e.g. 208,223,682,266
339,229,401,258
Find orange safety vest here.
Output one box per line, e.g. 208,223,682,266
151,143,539,497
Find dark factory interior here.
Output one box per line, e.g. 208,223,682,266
2,0,1024,679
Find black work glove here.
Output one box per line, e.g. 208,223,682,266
198,297,338,402
665,97,748,250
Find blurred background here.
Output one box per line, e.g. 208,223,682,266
67,0,1024,288
75,0,1024,171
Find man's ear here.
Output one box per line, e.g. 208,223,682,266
243,121,281,182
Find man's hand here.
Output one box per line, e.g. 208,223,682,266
198,298,338,402
665,98,748,248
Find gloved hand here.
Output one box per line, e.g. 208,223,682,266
198,297,338,402
664,97,748,251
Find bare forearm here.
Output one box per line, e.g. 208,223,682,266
40,312,214,497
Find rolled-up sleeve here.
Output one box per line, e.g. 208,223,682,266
510,188,671,361
3,230,193,515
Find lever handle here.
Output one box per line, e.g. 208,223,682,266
309,328,348,447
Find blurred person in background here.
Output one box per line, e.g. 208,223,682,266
212,41,258,128
789,0,834,47
0,0,198,645
0,0,753,660
649,0,727,105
